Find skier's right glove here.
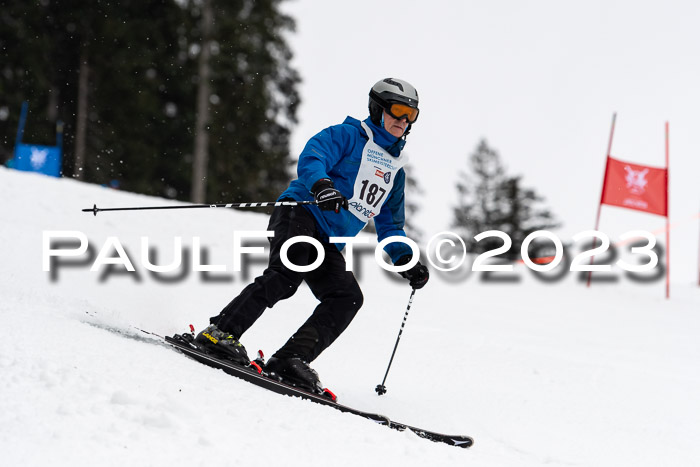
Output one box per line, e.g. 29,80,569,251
311,178,348,213
394,255,430,289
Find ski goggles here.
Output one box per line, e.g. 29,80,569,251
386,102,420,123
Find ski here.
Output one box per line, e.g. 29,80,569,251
162,333,473,449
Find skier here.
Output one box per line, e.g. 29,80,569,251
195,78,429,393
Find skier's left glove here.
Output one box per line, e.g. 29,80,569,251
394,255,429,289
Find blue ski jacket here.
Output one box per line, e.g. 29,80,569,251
279,116,413,263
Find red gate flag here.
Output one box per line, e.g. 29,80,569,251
590,115,671,298
600,156,668,217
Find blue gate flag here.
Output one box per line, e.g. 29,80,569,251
13,143,62,177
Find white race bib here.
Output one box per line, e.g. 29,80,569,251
347,122,408,223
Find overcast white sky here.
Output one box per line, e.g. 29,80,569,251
281,0,700,283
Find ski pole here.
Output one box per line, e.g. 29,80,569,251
82,200,317,216
375,288,416,396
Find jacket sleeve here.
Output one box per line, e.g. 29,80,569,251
296,124,356,192
373,168,414,263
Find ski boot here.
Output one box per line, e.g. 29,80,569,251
265,356,336,401
194,324,249,365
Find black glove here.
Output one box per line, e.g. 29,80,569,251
311,178,348,213
394,255,429,289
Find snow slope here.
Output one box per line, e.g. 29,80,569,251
1,167,699,466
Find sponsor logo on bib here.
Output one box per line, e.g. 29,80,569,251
349,201,376,219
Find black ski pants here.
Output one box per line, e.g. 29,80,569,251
211,203,363,363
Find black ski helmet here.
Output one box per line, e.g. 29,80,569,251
368,78,420,129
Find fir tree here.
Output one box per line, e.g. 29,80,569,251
0,0,300,203
185,0,300,203
453,139,559,259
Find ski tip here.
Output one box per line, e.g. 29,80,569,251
451,437,474,449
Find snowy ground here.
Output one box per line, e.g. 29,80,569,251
1,167,699,466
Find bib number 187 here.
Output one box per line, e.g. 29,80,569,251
358,180,387,208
